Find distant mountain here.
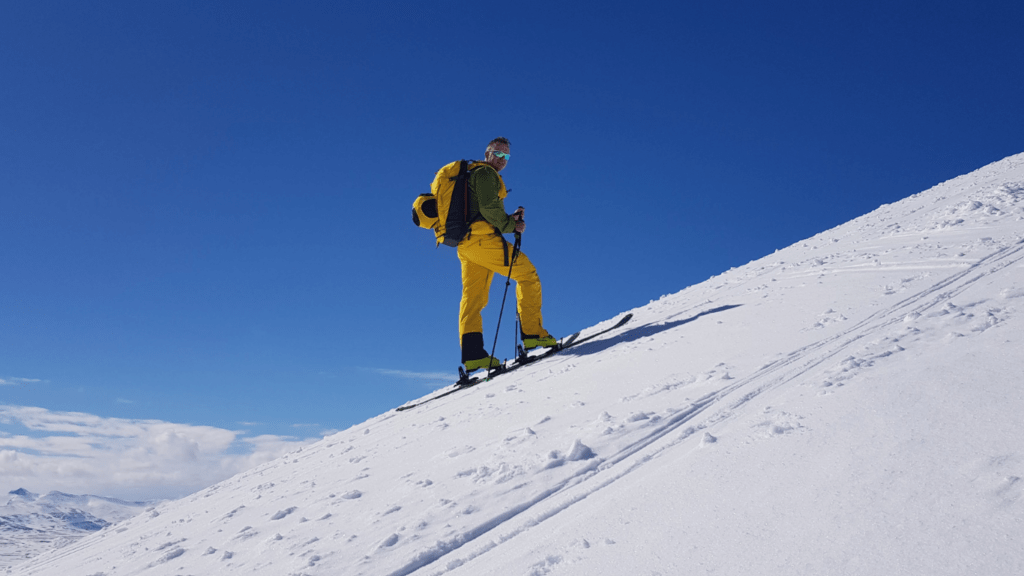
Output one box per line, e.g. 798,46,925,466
1,489,152,570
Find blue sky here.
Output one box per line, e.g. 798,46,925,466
2,1,1022,497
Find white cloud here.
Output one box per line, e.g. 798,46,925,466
0,405,321,501
369,368,455,382
0,377,43,386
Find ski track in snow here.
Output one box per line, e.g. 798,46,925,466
7,154,1024,575
405,246,1024,574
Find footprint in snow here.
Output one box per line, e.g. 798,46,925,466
755,412,804,438
546,440,596,468
270,507,297,520
150,548,185,566
567,440,595,461
378,533,399,549
700,432,718,447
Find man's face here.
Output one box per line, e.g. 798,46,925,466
485,141,510,172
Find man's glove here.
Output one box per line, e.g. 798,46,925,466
512,206,525,234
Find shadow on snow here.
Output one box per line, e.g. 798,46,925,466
562,304,744,357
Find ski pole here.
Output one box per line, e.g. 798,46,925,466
488,220,523,376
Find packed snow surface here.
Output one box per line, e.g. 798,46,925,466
9,154,1024,575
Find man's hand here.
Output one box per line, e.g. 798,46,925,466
513,206,526,234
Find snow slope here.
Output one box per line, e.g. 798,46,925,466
1,490,150,571
8,153,1024,575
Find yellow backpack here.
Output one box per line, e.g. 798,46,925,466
413,160,483,247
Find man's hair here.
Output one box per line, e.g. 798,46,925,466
487,137,511,148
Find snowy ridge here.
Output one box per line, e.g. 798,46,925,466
8,153,1024,575
1,490,151,571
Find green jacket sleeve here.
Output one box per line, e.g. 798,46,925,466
470,167,516,233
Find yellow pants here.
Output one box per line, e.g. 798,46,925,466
457,223,549,350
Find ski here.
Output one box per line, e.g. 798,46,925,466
395,314,633,412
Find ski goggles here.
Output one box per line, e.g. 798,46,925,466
488,150,510,160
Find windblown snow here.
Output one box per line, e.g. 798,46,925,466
8,154,1024,575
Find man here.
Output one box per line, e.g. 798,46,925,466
458,137,556,371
